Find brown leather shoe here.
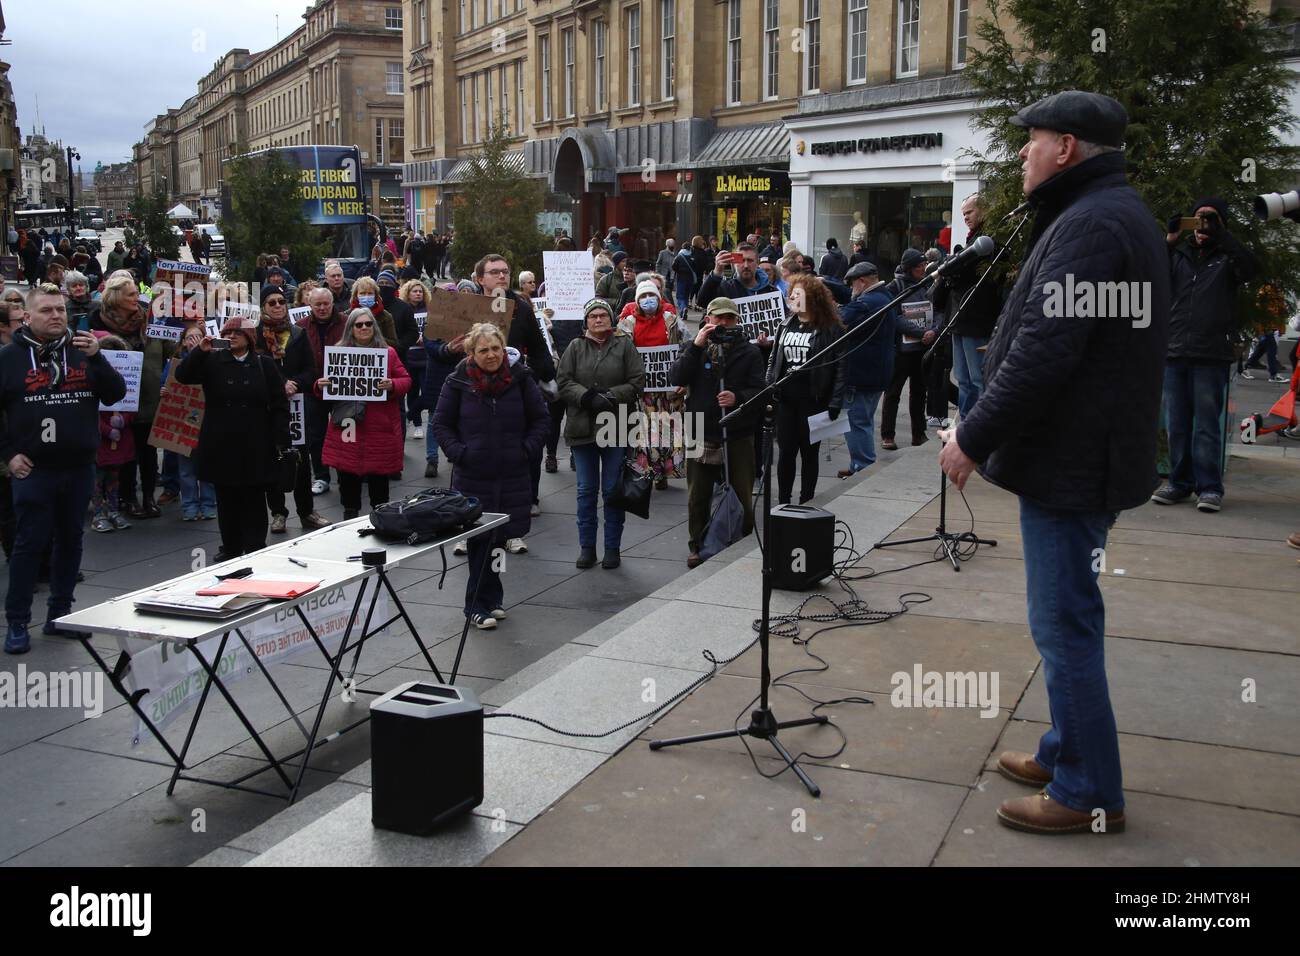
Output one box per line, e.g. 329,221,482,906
836,468,855,479
881,438,898,451
996,790,1125,834
1287,531,1300,550
997,751,1053,787
686,553,703,569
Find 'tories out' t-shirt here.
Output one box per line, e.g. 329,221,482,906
779,322,815,400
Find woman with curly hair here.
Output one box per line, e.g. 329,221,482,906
399,277,433,435
767,273,845,505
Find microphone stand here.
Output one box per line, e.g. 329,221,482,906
648,274,950,797
875,209,1032,571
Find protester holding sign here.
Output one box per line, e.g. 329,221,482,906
299,287,346,495
92,274,175,519
618,279,685,491
176,318,290,560
170,328,217,521
399,279,432,435
880,249,936,451
256,285,330,534
316,309,410,519
89,334,136,533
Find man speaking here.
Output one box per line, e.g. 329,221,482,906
1,284,127,654
938,92,1170,834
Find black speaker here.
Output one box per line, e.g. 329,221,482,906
768,503,835,591
370,681,483,835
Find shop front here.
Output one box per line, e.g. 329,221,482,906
700,168,792,249
618,171,678,262
788,99,987,277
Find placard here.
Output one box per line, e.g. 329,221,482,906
900,301,933,344
735,291,786,342
204,318,221,339
99,350,143,412
322,346,389,401
413,310,427,336
153,259,211,322
541,251,596,322
222,299,261,328
148,364,205,456
289,305,311,323
423,286,504,343
288,393,306,446
638,344,680,393
145,315,187,341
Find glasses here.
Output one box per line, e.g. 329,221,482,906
353,321,374,328
265,298,287,306
484,268,509,275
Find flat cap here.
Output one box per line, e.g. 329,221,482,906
1010,90,1128,148
844,261,879,281
705,296,740,317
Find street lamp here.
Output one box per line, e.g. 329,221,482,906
66,146,80,233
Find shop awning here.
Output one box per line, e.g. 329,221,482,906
444,150,527,184
695,123,790,168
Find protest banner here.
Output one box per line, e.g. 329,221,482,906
152,259,211,321
222,299,261,328
148,364,205,456
423,287,503,343
289,305,311,323
638,344,680,392
288,393,306,446
413,310,427,336
99,350,143,412
735,291,786,342
541,251,596,322
322,346,389,401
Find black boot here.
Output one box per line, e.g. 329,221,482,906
576,546,597,569
601,549,621,570
343,509,360,520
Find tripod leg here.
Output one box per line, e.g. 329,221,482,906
649,727,743,750
768,735,820,798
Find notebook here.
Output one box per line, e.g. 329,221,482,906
195,578,322,599
134,591,272,620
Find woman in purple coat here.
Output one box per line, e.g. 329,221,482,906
432,323,551,630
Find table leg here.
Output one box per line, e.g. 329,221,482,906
166,633,229,795
235,627,309,741
377,567,444,682
80,637,186,769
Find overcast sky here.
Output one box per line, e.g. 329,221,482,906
5,0,316,176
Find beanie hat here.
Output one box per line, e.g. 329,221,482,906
635,280,660,301
220,316,256,343
377,269,399,286
1193,196,1229,223
582,298,613,324
261,283,289,304
900,248,926,270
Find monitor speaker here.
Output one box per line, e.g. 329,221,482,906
767,503,835,591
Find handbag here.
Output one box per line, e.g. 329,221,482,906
273,448,299,493
330,400,367,427
607,456,653,519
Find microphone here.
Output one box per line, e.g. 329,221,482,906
1001,201,1032,221
931,235,995,276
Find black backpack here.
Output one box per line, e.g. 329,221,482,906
363,488,483,545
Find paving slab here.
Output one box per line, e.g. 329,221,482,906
478,643,594,707
484,744,966,867
247,792,518,866
589,600,764,673
525,556,690,613
417,605,606,681
226,776,371,855
190,846,258,867
933,771,1300,867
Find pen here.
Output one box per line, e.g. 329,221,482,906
288,557,308,568
347,555,363,561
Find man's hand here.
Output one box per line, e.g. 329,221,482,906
376,378,394,393
937,427,977,491
714,252,730,276
71,331,99,357
8,453,33,480
694,322,713,347
922,330,937,346
315,377,332,391
285,380,298,396
717,390,736,408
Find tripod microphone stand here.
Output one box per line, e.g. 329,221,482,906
874,210,1032,570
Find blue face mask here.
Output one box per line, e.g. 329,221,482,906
639,296,659,313
358,294,376,308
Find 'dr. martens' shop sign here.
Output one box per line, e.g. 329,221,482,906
810,133,943,156
714,173,773,193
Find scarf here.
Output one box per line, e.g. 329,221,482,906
466,358,512,397
15,326,71,388
261,318,290,360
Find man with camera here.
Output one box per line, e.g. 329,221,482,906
1154,198,1256,513
672,297,767,569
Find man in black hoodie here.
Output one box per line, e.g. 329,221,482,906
817,237,849,281
1,285,126,653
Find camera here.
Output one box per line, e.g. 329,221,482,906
709,326,742,345
1253,190,1300,222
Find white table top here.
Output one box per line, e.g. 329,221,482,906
55,514,508,645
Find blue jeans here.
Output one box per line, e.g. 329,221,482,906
178,455,216,518
843,387,883,473
1163,361,1229,497
464,534,504,616
7,463,95,625
1019,497,1123,814
952,334,988,420
161,450,181,495
425,419,439,465
573,443,627,550
676,289,691,315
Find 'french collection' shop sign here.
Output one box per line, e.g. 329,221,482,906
811,133,943,156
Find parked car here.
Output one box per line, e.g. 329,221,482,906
194,222,225,257
91,217,105,231
75,229,102,254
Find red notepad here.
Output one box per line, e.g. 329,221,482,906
196,579,321,599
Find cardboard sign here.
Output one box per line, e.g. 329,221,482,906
423,286,506,343
99,350,143,412
153,259,211,322
148,364,205,456
735,291,785,343
638,344,680,393
541,251,596,322
413,311,428,336
322,346,389,401
289,305,311,324
222,300,261,329
288,393,306,446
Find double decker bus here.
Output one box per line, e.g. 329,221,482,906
78,206,105,229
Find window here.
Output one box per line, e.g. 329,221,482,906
385,62,403,95
661,0,676,100
540,36,552,120
847,0,868,84
953,0,969,68
417,0,428,46
500,67,509,127
459,0,467,33
627,5,641,107
594,20,608,111
562,29,575,117
375,118,384,165
474,72,482,142
516,58,525,133
389,118,404,163
487,67,495,130
459,77,469,143
727,0,741,105
897,0,919,77
803,0,821,93
764,0,780,100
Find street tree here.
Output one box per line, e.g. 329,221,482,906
218,149,328,282
129,186,181,262
449,122,549,280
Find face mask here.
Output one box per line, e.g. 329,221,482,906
358,294,376,308
638,296,659,313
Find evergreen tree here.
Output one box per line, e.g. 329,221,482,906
129,186,181,262
449,123,549,280
966,0,1300,323
218,150,329,282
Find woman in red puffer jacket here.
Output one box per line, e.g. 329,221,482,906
315,308,411,518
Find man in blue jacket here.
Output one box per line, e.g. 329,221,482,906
1,285,127,653
939,91,1171,835
836,261,897,477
